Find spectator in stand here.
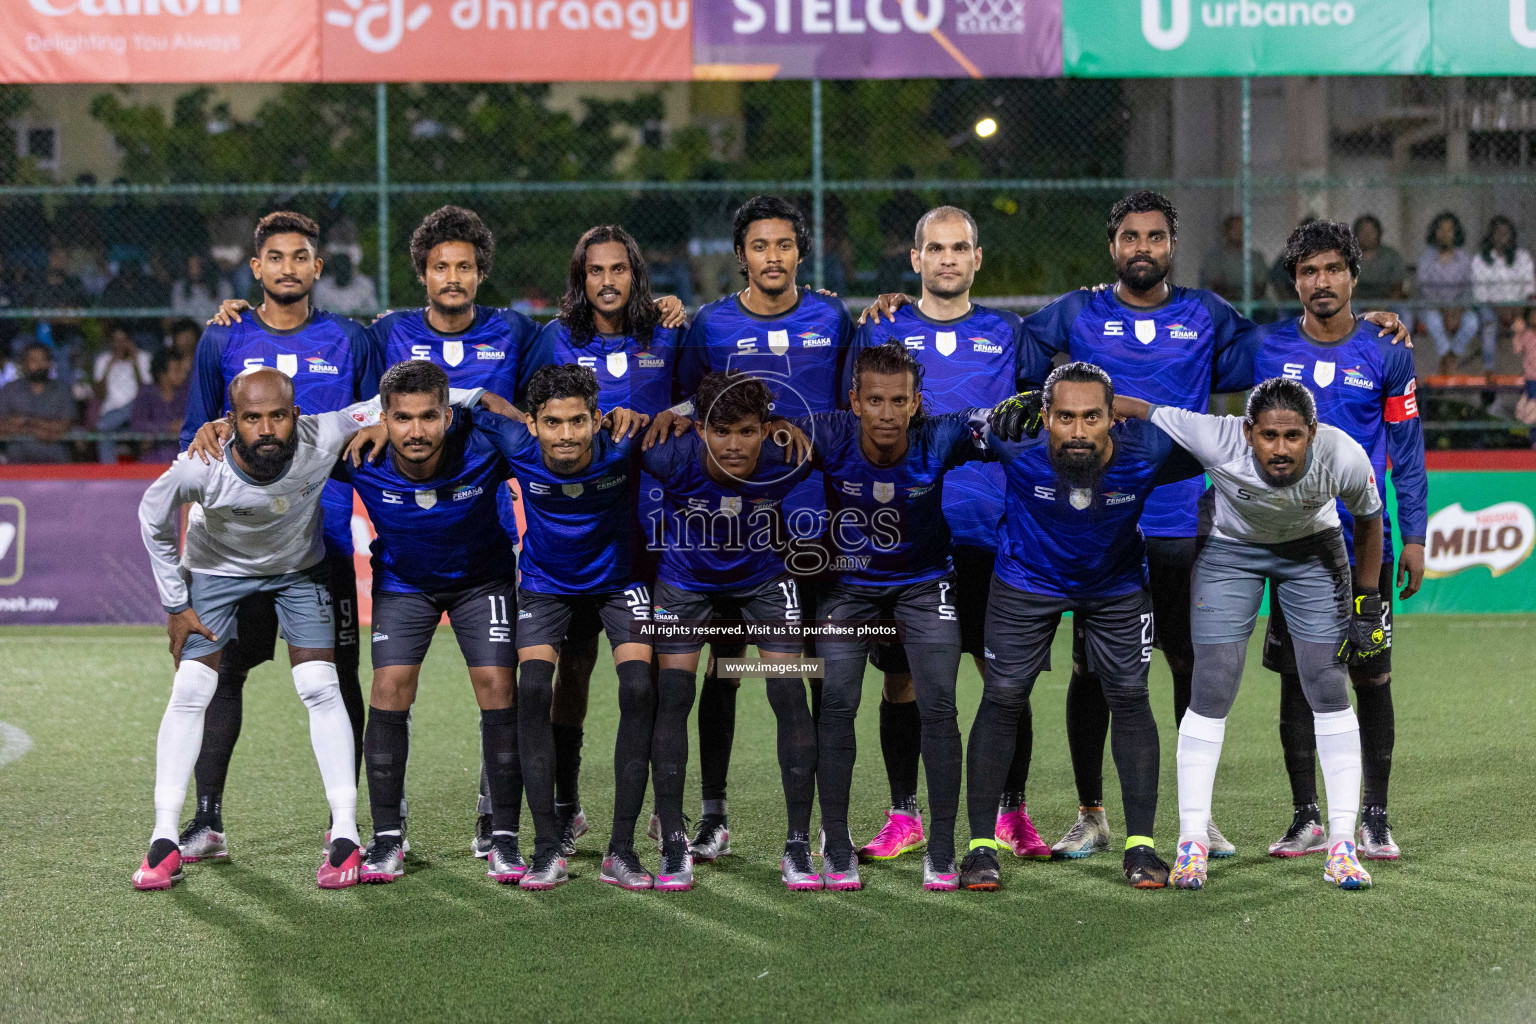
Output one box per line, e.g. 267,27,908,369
76,246,113,301
91,320,151,463
1199,214,1268,304
1472,215,1536,375
312,252,377,314
170,252,233,318
166,318,201,361
0,255,20,357
0,342,76,463
30,247,90,309
1417,211,1479,376
1352,214,1408,301
101,258,170,311
129,347,190,462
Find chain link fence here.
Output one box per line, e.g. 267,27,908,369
2,76,1534,459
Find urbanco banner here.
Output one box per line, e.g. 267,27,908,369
1062,0,1432,76
1432,0,1536,73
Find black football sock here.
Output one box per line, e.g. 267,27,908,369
610,661,655,850
878,697,921,811
653,668,698,840
816,659,865,861
328,837,360,867
1104,685,1160,842
516,660,559,856
363,706,410,834
1279,671,1319,808
552,723,583,808
766,677,817,838
192,669,245,828
1354,678,1395,810
334,630,365,778
966,685,1029,842
147,838,179,868
908,645,963,870
1065,668,1109,808
697,674,737,814
480,705,522,835
1000,695,1033,809
1170,665,1193,729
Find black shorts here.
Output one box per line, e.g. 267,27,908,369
517,585,653,652
1263,559,1395,675
988,576,1153,692
221,554,359,675
371,578,517,669
817,573,961,662
651,577,804,655
870,544,995,672
1072,535,1193,672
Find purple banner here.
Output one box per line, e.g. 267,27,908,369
0,476,164,626
692,0,1062,79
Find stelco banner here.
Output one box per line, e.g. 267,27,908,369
1063,0,1433,76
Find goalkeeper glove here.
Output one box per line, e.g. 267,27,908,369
1337,589,1387,667
989,390,1044,441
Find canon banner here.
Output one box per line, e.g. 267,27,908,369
5,0,320,83
691,0,1061,78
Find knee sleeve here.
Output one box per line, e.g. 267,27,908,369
292,660,341,708
1187,641,1247,720
1293,640,1351,714
171,660,220,712
616,661,655,716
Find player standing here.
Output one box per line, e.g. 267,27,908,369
177,212,379,864
644,372,817,891
516,225,683,857
845,206,1049,864
966,363,1204,891
1244,222,1425,860
136,369,381,890
1112,384,1385,891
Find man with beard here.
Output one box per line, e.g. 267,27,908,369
644,195,854,865
516,225,683,859
964,362,1204,891
177,211,379,865
842,205,1050,866
1110,380,1385,891
136,368,387,891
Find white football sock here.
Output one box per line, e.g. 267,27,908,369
292,661,359,846
152,660,219,844
1176,711,1227,844
1314,707,1362,845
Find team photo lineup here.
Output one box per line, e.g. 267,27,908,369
131,188,1428,898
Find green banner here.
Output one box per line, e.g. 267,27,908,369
1386,470,1536,614
1063,0,1432,76
1433,0,1536,73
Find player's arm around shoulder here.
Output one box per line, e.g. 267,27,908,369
1142,404,1246,469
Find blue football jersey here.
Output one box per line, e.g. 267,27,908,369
986,418,1204,599
795,410,985,587
371,305,541,537
472,412,641,595
334,416,517,594
1018,286,1260,538
642,431,810,592
183,309,380,556
677,288,854,531
848,302,1023,551
1250,318,1428,563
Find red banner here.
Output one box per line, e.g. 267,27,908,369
3,0,321,83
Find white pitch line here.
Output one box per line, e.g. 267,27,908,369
0,721,33,769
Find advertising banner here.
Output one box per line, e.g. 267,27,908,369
1432,0,1536,74
3,0,321,84
320,0,692,81
690,0,1061,79
1062,0,1432,76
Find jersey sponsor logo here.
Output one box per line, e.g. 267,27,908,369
1167,322,1198,340
970,336,1003,354
561,483,584,497
410,344,433,360
637,354,665,368
371,632,389,642
907,483,933,497
1426,501,1535,578
1386,379,1419,422
443,341,465,367
1103,490,1135,506
473,343,506,361
596,474,626,491
935,331,957,356
1313,361,1336,387
232,506,256,517
872,481,895,503
1341,365,1375,389
414,490,438,509
452,484,484,501
768,329,790,355
381,490,403,504
840,480,862,497
242,356,266,371
607,352,628,377
527,481,550,495
736,337,758,353
903,334,925,350
798,330,831,348
1134,320,1156,344
1282,361,1305,381
1104,321,1124,337
276,353,299,377
306,356,340,375
653,605,678,622
1033,485,1055,500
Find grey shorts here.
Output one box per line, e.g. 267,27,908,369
1264,558,1394,674
371,578,517,669
651,577,804,655
516,585,653,652
1190,528,1352,647
184,564,335,661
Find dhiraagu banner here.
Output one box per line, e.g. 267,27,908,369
1063,0,1432,76
1432,0,1536,73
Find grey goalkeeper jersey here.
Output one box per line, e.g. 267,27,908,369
140,389,483,612
1149,405,1382,546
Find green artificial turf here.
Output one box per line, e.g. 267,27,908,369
1,618,1532,1023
